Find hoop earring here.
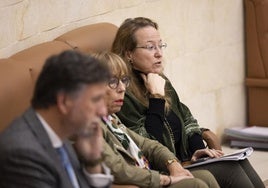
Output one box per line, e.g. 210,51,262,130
128,59,133,64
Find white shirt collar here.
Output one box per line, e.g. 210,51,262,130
36,112,62,148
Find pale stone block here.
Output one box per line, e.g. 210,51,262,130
0,6,17,48
145,0,161,2
16,0,39,40
198,44,245,92
183,0,216,53
166,0,244,54
183,92,218,133
38,0,65,32
63,0,116,23
0,0,22,7
167,44,244,98
213,0,244,45
217,85,246,132
118,0,143,8
168,54,205,100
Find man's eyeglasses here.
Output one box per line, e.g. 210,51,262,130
135,43,167,51
108,76,130,89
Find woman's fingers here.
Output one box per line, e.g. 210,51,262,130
192,148,224,162
142,73,165,95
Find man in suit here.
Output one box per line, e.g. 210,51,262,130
0,50,113,188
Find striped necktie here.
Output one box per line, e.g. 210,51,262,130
56,145,80,188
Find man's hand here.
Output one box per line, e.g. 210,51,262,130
73,118,103,171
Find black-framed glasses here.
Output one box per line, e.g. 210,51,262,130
108,76,130,89
135,43,167,51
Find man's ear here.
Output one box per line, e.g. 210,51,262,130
57,92,72,115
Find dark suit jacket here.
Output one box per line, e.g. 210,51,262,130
0,108,92,188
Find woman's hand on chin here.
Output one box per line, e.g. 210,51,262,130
140,73,165,96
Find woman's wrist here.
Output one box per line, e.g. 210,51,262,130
160,175,172,187
167,160,185,176
149,93,165,99
165,176,172,187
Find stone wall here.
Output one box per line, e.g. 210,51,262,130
0,0,245,137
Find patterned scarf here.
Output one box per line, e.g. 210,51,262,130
102,115,150,169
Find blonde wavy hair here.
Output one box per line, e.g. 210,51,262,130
91,51,129,78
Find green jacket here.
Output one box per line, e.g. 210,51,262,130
117,78,202,161
101,115,177,188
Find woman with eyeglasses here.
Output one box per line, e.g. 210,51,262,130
92,51,220,188
112,17,264,188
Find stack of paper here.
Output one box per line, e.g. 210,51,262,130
224,126,268,150
185,147,254,168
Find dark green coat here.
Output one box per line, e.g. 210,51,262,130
117,79,202,161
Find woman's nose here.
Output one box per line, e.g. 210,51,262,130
154,48,163,57
117,81,126,92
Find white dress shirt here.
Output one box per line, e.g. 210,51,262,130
36,113,113,187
